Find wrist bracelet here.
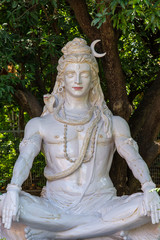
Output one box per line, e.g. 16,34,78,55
7,184,22,192
141,181,156,192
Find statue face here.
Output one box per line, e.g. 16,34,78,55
64,63,92,98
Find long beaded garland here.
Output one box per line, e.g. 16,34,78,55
62,103,99,163
44,104,101,181
63,122,98,163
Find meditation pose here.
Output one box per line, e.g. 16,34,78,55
0,38,160,240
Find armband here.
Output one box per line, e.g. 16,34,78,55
141,181,156,192
19,134,41,152
123,138,139,151
7,184,22,192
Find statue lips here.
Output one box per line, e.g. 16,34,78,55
72,87,83,90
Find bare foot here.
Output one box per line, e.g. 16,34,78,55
120,231,132,240
24,226,56,240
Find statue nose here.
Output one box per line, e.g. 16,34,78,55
75,74,82,84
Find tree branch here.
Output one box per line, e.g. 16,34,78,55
67,0,100,41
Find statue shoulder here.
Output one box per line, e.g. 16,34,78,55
24,114,54,139
112,115,131,138
24,117,43,139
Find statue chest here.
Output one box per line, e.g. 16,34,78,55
42,122,83,144
41,120,114,162
42,120,112,146
42,118,114,182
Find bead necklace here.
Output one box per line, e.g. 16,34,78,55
62,103,98,163
63,121,98,163
45,104,101,181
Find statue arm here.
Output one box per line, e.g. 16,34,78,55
2,117,42,229
11,118,42,186
113,116,160,224
112,116,152,185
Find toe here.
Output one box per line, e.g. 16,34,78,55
25,226,31,233
26,235,33,240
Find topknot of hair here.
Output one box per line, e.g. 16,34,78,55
61,38,91,56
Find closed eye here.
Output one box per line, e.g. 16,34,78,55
65,72,75,78
81,72,90,78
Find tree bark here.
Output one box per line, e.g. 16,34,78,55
14,89,43,118
99,17,131,120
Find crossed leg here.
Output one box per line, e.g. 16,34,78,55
0,192,154,240
23,194,151,240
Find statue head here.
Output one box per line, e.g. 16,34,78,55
42,38,112,137
52,38,105,107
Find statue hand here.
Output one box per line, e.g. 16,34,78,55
143,188,160,224
2,189,20,229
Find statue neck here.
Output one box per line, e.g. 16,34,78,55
64,93,90,113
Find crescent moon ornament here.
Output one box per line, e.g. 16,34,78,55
90,39,106,58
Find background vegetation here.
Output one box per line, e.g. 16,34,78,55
0,0,160,194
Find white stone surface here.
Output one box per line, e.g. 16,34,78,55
0,38,160,240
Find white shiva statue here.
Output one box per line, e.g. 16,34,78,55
0,38,160,240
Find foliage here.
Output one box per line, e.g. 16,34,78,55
0,106,45,188
118,29,160,108
0,132,18,183
0,130,45,189
150,188,160,193
91,0,160,109
91,0,160,33
0,0,80,105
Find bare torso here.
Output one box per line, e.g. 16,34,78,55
38,112,115,203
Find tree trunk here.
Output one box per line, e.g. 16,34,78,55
100,18,131,120
128,72,160,193
14,89,43,118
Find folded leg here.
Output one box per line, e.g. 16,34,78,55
55,194,151,239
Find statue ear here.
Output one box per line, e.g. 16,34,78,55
43,94,56,113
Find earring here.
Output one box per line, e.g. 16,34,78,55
58,82,64,93
58,86,64,93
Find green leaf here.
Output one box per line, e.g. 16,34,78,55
51,0,57,8
96,13,103,17
91,18,101,26
119,0,126,9
150,14,155,23
12,1,18,9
